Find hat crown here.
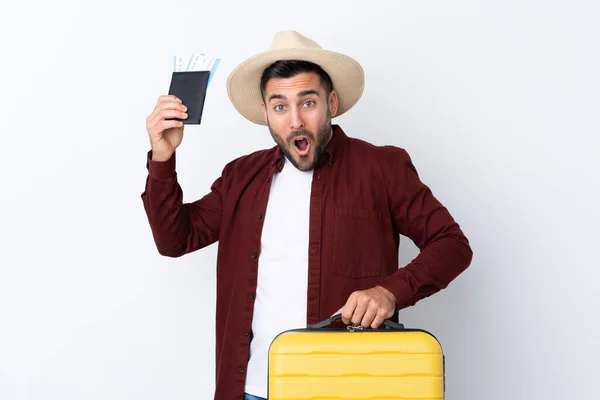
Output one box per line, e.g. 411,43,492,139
270,30,322,51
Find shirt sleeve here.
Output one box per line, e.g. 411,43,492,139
378,149,473,309
141,150,225,257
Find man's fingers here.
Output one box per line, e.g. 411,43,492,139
341,306,353,324
157,109,188,121
149,109,187,131
158,101,187,112
351,299,368,325
360,307,377,328
370,313,386,329
158,119,184,131
158,94,182,104
149,103,187,122
148,99,187,122
340,296,357,324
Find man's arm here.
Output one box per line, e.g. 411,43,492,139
378,148,473,309
141,150,224,257
334,148,473,328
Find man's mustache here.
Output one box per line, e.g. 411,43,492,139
287,130,315,142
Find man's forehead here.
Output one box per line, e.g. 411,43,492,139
265,73,323,97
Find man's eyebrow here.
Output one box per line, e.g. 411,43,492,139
268,89,320,102
268,94,286,102
298,89,319,97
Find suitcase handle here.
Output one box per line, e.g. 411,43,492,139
308,313,405,330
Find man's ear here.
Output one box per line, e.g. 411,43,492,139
329,89,339,118
261,102,268,125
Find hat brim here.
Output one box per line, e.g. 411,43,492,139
226,48,364,125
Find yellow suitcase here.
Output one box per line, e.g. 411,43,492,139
268,314,445,400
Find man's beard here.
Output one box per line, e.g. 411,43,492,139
268,117,332,172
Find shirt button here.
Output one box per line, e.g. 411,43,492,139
251,253,257,259
257,213,262,219
248,293,255,299
243,330,249,336
238,367,245,374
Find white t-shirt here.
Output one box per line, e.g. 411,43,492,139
244,156,313,398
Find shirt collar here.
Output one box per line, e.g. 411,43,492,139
270,124,348,171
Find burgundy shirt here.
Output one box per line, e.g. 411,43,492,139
141,124,472,400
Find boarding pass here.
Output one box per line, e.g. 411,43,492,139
174,53,220,87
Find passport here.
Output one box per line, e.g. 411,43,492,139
167,53,220,125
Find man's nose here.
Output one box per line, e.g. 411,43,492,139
289,108,305,130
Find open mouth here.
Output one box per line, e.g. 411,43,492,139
292,136,311,155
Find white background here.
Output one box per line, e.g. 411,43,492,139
1,1,598,399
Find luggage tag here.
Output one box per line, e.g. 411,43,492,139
168,53,220,124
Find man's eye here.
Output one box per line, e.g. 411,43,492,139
304,100,315,107
274,105,285,111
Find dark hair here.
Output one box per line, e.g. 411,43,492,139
260,60,334,99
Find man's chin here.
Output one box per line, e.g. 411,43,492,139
286,150,315,171
295,160,315,172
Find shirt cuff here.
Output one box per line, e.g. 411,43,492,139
378,269,415,310
146,150,176,180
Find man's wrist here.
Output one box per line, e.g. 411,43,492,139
377,285,397,304
150,149,174,162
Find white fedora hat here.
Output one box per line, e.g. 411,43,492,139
226,30,364,125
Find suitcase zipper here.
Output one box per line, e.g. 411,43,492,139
346,323,365,332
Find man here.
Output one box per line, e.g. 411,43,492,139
141,30,472,400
